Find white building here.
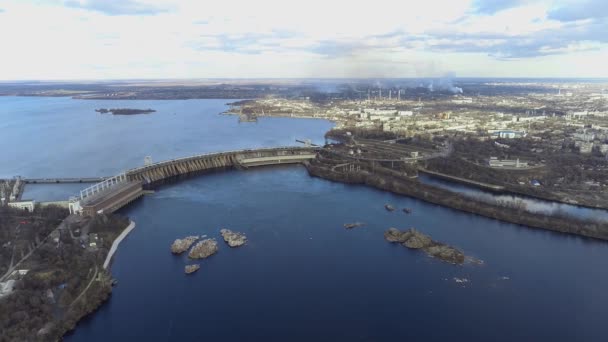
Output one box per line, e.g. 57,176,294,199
489,157,528,168
8,200,35,211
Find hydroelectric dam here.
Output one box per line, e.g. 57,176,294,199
66,146,319,216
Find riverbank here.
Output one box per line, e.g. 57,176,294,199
0,211,129,341
103,220,136,269
305,156,608,241
420,167,608,211
424,155,608,211
221,109,344,128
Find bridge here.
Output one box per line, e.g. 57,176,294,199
69,146,319,216
23,177,107,184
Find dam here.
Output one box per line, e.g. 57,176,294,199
68,146,319,216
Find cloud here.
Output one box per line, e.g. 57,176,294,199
1,0,608,79
547,0,608,22
471,0,526,14
64,0,170,16
189,31,300,55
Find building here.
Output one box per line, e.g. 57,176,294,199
79,181,143,216
8,200,35,211
577,141,593,154
489,130,526,139
488,157,528,168
452,97,473,104
573,132,595,142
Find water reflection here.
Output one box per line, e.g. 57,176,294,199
419,174,608,222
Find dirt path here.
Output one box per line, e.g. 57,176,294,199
70,265,98,307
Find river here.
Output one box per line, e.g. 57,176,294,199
2,96,608,341
419,174,608,222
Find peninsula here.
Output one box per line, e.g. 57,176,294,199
95,108,156,115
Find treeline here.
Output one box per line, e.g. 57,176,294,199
0,214,129,342
306,158,608,241
0,205,69,276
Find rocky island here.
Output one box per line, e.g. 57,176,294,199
95,108,156,115
220,229,247,247
384,228,465,264
188,239,219,259
185,264,200,274
171,236,199,254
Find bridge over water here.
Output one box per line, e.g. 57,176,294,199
69,146,319,215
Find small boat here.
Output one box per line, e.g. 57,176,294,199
403,208,412,214
344,222,364,229
111,279,119,287
385,204,395,211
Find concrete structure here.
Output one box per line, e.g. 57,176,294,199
79,173,127,202
490,130,526,139
23,177,106,184
126,146,319,184
0,280,15,298
577,141,594,154
79,181,144,216
103,221,136,269
70,147,319,216
8,200,35,211
489,157,529,168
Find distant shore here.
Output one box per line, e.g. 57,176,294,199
305,156,608,241
95,108,155,115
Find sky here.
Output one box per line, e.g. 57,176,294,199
0,0,607,80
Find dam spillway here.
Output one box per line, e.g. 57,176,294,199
125,146,319,185
69,146,319,215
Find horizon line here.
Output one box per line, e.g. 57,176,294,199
1,76,608,83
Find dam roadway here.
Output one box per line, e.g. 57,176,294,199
70,146,319,215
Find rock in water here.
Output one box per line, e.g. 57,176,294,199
220,229,247,247
401,228,432,249
185,264,200,274
188,239,219,259
425,245,465,264
171,236,199,254
383,228,465,265
384,227,409,242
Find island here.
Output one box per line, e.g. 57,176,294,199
184,264,200,274
188,239,219,259
171,236,199,254
384,228,465,264
219,229,247,247
95,108,156,115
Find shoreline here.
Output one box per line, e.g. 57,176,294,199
305,159,608,241
103,220,136,269
419,168,608,211
221,110,343,127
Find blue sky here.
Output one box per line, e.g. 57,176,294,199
0,0,606,79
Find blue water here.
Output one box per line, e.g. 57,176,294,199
65,166,608,341
419,174,608,222
0,96,332,179
3,96,608,341
0,96,331,200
